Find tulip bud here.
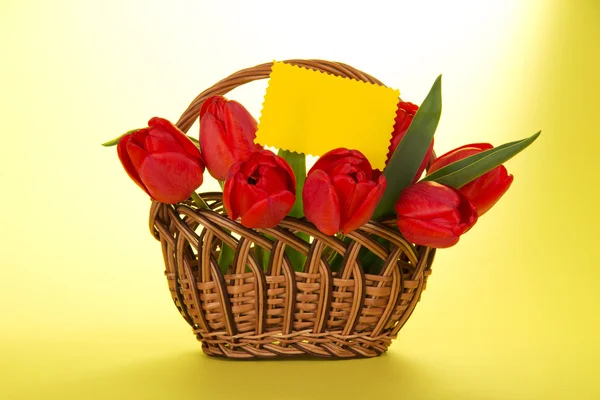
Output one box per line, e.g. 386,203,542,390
116,117,205,204
395,181,478,248
199,96,263,181
223,150,296,228
385,101,435,182
427,143,514,216
303,148,386,236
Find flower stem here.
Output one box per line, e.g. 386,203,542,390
218,243,235,275
191,192,209,210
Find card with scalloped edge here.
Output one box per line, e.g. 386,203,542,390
255,61,400,170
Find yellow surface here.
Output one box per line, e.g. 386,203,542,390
256,61,399,169
1,0,599,399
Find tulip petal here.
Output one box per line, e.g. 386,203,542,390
146,119,183,150
303,170,341,235
342,176,386,234
223,100,259,150
310,148,352,173
256,164,293,195
237,180,269,218
241,190,295,228
398,217,460,248
395,182,461,219
125,136,149,172
239,153,263,177
200,96,228,119
385,101,419,165
412,139,435,183
146,117,182,149
144,135,179,153
223,167,242,220
447,142,494,153
456,194,479,234
331,173,356,221
428,143,494,173
117,135,151,197
310,148,371,177
148,117,202,161
460,166,513,216
372,169,382,181
338,179,371,227
200,113,238,180
395,181,478,247
138,152,204,204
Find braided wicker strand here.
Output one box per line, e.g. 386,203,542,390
149,60,435,359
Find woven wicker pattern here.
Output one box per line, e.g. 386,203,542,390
149,60,435,358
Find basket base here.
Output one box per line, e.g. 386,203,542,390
150,197,435,361
197,332,393,359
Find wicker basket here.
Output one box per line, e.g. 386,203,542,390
149,60,436,359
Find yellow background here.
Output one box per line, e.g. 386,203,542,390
1,0,598,399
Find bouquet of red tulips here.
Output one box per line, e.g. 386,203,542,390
104,77,538,251
102,61,543,359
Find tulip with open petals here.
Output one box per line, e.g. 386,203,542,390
223,150,296,228
303,148,386,236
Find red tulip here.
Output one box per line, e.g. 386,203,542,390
303,148,386,236
395,181,478,248
117,117,205,204
199,95,263,181
385,101,435,182
427,143,514,216
223,150,296,228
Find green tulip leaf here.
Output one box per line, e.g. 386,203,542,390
277,149,306,218
101,129,139,147
186,135,200,145
422,131,541,188
372,75,442,219
277,149,308,271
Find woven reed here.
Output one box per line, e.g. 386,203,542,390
149,60,436,359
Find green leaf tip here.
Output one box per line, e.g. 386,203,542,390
423,130,541,188
101,129,140,147
372,74,443,219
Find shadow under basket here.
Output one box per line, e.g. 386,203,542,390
148,60,435,359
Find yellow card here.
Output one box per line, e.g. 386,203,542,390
255,61,400,170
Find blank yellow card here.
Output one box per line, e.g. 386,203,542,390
256,61,400,170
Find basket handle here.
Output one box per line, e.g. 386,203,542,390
174,59,386,134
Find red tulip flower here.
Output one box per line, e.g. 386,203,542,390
384,101,435,182
223,150,296,228
117,117,205,204
395,181,478,248
199,96,263,181
303,148,386,236
427,143,514,216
